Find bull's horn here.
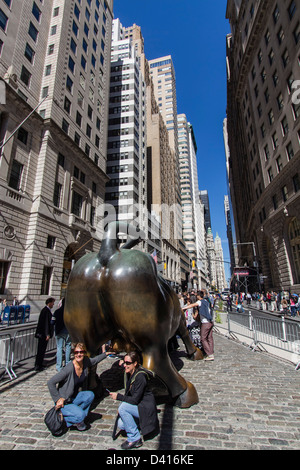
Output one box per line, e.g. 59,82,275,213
98,221,144,266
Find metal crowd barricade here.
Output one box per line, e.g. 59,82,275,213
253,315,300,353
10,327,37,377
227,311,300,356
0,333,13,380
0,327,57,382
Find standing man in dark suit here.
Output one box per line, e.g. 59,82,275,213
35,297,55,371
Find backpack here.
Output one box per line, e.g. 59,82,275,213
44,406,66,436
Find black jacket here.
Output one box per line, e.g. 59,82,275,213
35,306,53,339
117,367,159,437
53,299,67,335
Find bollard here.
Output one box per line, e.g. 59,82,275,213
249,311,253,330
281,315,287,342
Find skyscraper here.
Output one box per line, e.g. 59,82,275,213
226,0,300,292
106,19,149,246
178,114,207,289
148,55,181,288
0,0,113,308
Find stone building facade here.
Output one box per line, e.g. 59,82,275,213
0,0,113,311
226,0,300,293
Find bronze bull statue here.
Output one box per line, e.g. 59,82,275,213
64,221,203,408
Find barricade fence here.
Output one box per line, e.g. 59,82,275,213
227,312,300,356
0,328,56,382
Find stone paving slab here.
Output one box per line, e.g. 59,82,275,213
1,332,300,451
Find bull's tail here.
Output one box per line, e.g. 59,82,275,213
98,221,144,266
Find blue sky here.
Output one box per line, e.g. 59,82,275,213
113,0,232,281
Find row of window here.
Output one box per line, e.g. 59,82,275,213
258,172,300,225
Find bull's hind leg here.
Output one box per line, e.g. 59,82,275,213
142,345,199,408
177,312,204,360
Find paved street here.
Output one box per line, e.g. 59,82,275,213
1,331,300,451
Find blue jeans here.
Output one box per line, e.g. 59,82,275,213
61,391,94,427
55,328,71,371
291,306,297,317
117,401,141,442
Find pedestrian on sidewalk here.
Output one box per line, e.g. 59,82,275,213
52,298,72,371
47,343,112,432
34,297,55,371
182,290,214,361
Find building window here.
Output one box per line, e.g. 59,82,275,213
45,64,51,76
264,144,270,160
293,173,300,192
0,9,8,32
20,66,31,86
286,141,294,160
272,194,278,210
281,185,288,202
57,153,65,168
9,159,23,190
66,75,73,93
25,43,35,63
288,1,296,20
0,261,9,295
28,21,38,41
276,155,283,172
72,20,78,37
273,4,280,23
32,2,41,22
276,93,284,110
267,167,273,182
74,132,80,145
71,191,83,217
64,96,71,114
62,118,69,134
47,235,56,249
42,86,48,98
272,132,279,149
281,116,289,135
17,127,28,145
90,206,95,226
68,56,75,73
76,111,82,127
292,102,300,120
41,266,52,295
53,181,62,207
282,49,290,68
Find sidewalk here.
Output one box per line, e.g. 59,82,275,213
1,331,300,451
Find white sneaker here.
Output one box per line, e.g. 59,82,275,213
204,355,214,361
76,421,87,431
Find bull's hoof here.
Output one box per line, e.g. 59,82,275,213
174,381,199,408
189,347,204,361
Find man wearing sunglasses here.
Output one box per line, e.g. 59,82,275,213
47,342,112,432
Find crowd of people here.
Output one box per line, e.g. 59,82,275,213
226,291,300,316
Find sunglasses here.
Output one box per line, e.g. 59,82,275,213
124,360,133,365
74,350,86,355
